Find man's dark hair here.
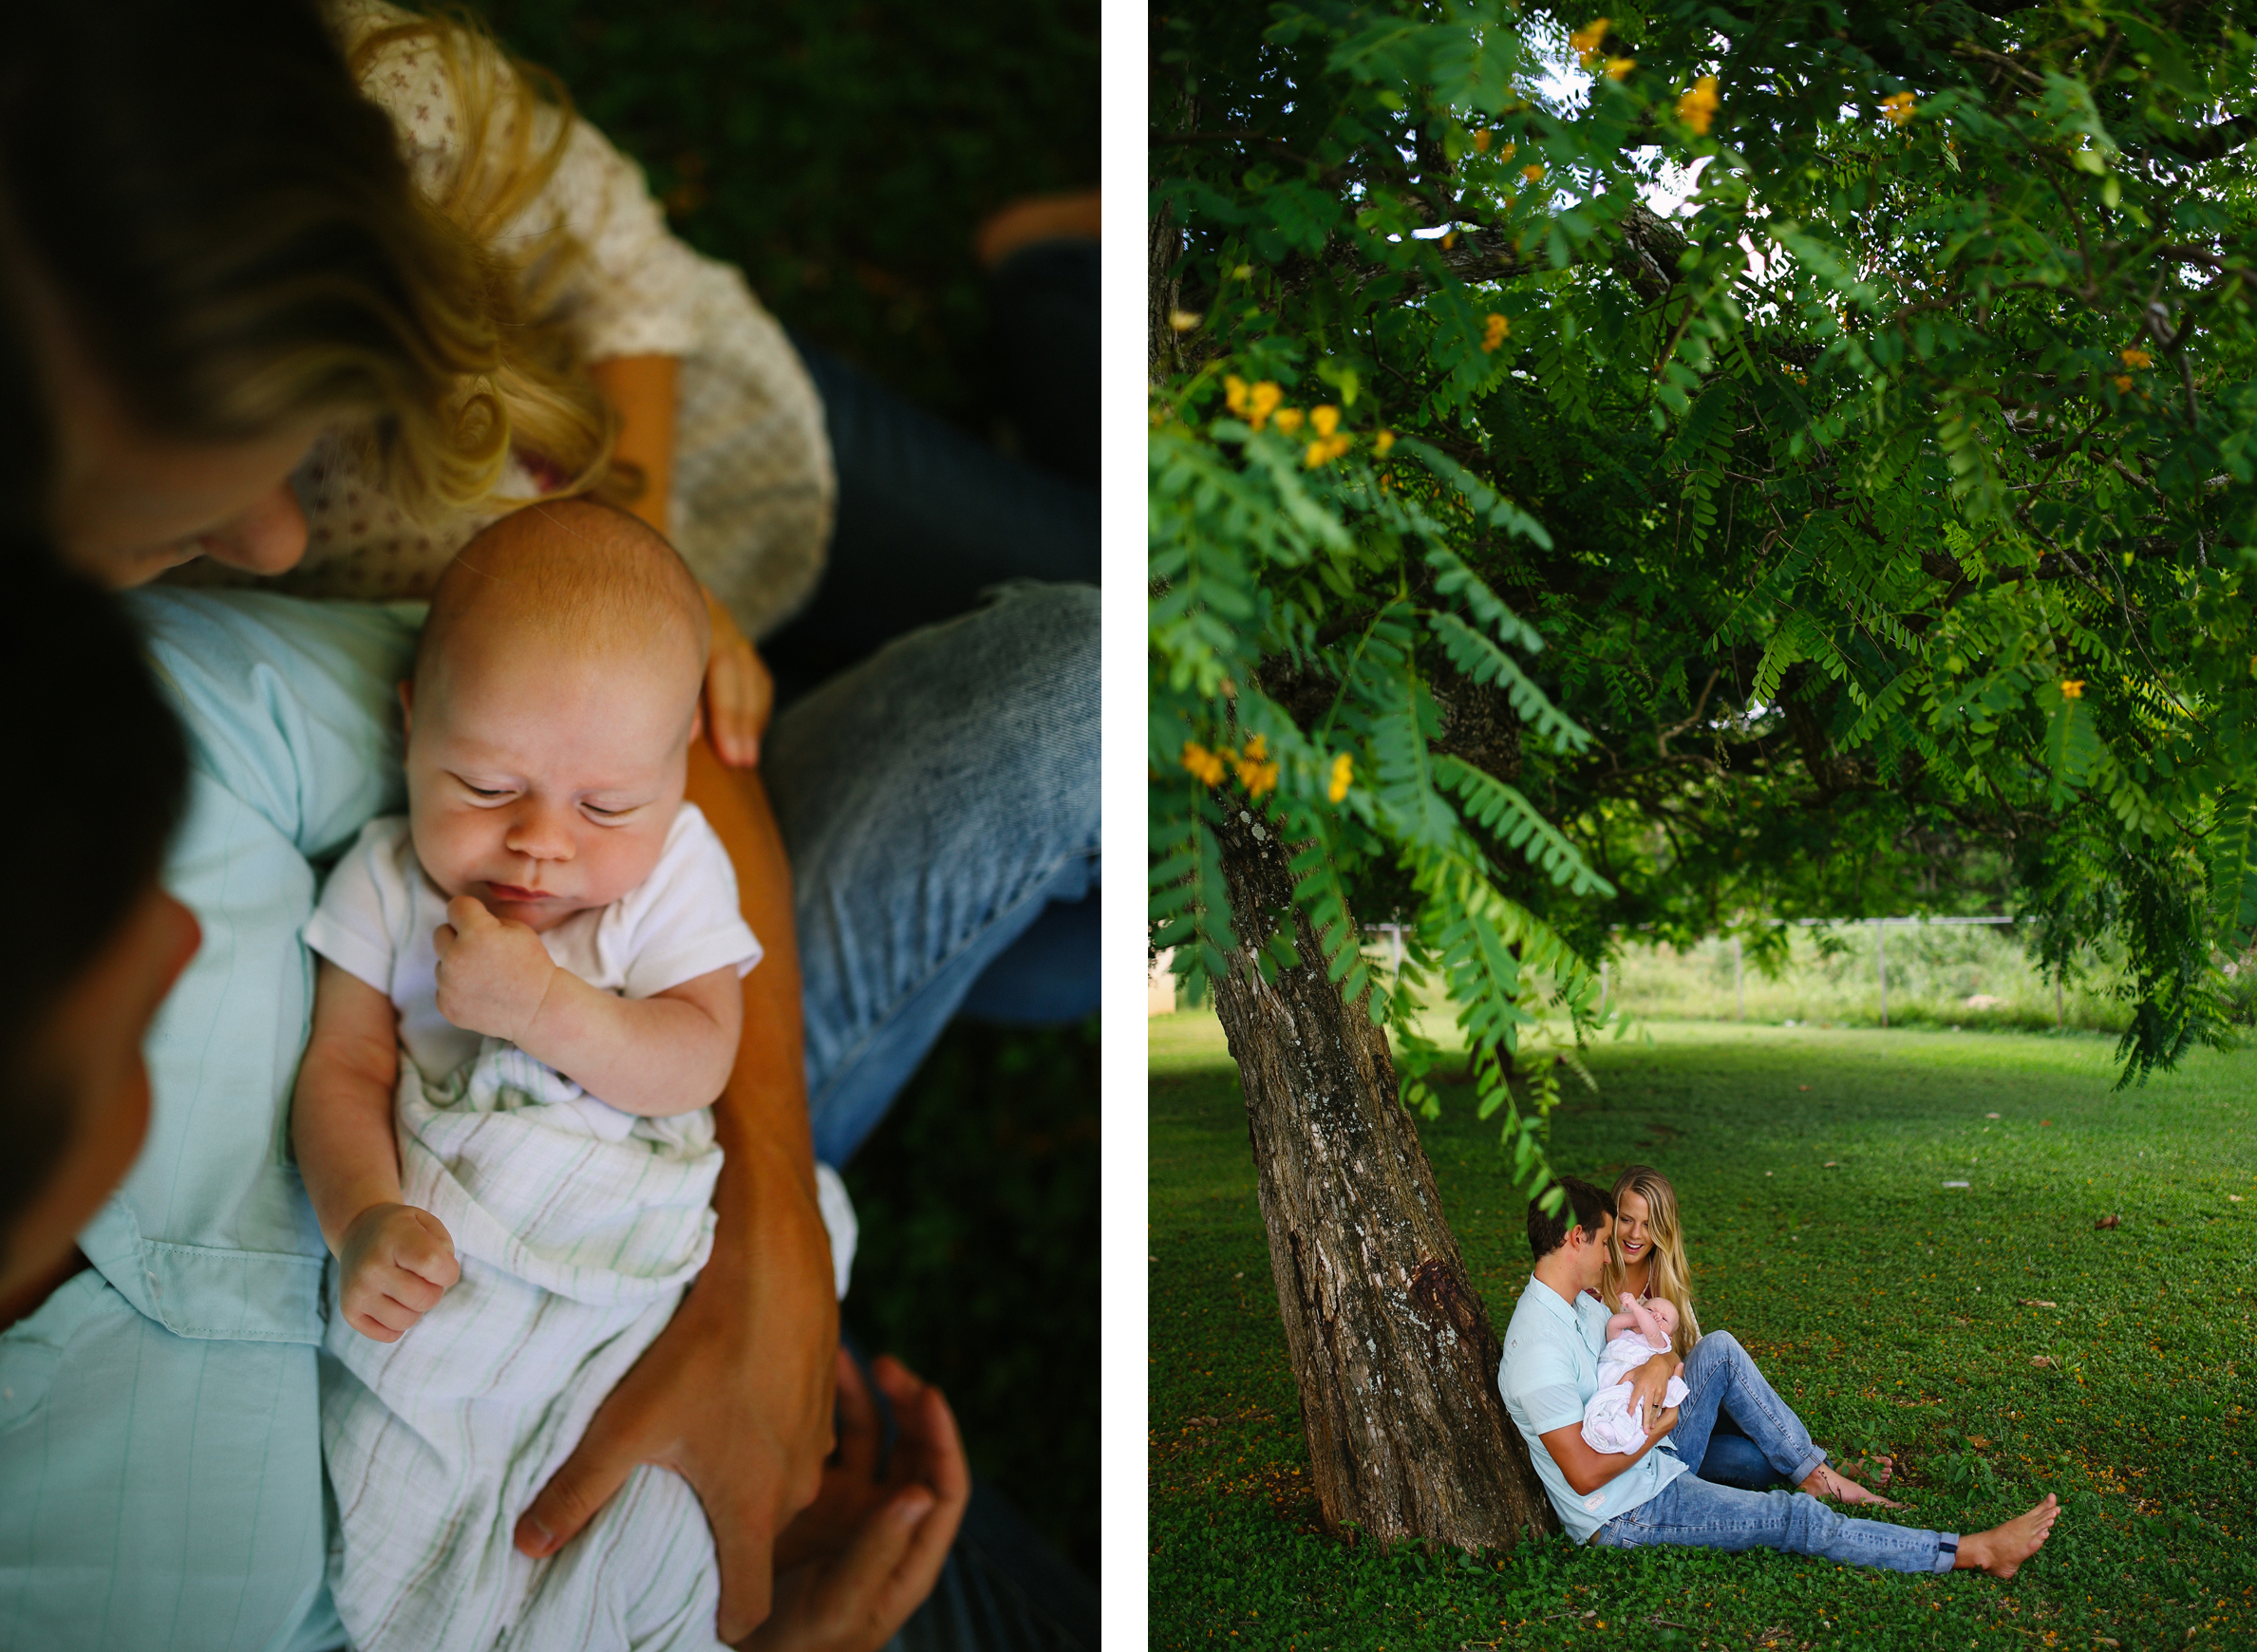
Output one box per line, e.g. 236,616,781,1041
1528,1175,1615,1262
0,550,188,1251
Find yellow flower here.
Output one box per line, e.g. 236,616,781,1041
1243,733,1268,761
1472,128,1492,153
1440,229,1458,250
2060,680,2085,701
1677,75,1719,135
2113,374,2134,393
1247,381,1283,431
1605,57,1635,81
1569,18,1609,66
1235,739,1280,794
2120,347,2153,368
1181,742,1227,786
1328,752,1354,803
1522,162,1547,184
1304,434,1352,468
1273,406,1307,436
1880,90,1916,126
1310,406,1341,438
1497,141,1516,164
1482,312,1511,353
1224,376,1250,416
1374,429,1397,457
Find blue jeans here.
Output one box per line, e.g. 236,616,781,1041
767,580,1100,1165
1593,1333,1957,1573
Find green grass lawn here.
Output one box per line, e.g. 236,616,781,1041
1151,1011,2257,1649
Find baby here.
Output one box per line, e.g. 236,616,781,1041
292,500,790,1652
1580,1291,1693,1456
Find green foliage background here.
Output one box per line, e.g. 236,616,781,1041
1150,0,2257,1222
461,0,1100,1575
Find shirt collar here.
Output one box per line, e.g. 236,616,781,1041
1518,1273,1586,1333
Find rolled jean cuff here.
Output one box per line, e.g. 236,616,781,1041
1933,1533,1960,1573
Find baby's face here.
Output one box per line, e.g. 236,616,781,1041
403,638,699,933
1647,1299,1680,1343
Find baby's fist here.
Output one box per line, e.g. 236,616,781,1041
433,895,555,1041
337,1203,460,1342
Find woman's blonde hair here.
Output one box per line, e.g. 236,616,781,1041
1602,1165,1702,1352
2,0,622,529
336,3,625,517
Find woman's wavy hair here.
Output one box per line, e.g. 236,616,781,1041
0,0,618,523
1602,1164,1703,1352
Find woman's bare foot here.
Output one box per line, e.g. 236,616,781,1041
1799,1461,1906,1510
1954,1493,2060,1578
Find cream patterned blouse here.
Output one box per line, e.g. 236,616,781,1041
169,0,835,640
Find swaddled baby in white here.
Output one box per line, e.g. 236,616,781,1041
292,502,842,1652
1580,1291,1693,1455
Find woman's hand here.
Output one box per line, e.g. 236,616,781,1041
704,587,774,768
741,1350,969,1652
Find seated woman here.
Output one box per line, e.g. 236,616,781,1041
1602,1164,1894,1502
0,1,1094,1646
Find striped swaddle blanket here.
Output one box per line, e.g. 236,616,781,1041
321,1038,727,1652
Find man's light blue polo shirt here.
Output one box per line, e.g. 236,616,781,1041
1496,1274,1685,1543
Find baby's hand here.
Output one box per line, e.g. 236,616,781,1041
433,895,556,1042
336,1203,460,1342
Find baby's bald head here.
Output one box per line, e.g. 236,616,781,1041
413,499,708,736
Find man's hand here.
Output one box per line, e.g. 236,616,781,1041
335,1203,459,1342
433,895,556,1041
1627,1352,1682,1434
742,1351,969,1652
514,1154,838,1640
703,588,774,770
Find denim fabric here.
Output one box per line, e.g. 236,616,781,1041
1595,1333,1956,1573
1590,1474,1955,1573
762,338,1099,703
1697,1407,1791,1492
767,581,1101,1166
1664,1331,1828,1491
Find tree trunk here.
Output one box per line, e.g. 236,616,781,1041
1207,802,1557,1550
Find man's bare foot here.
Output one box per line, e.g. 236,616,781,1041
1799,1461,1906,1510
1954,1493,2060,1579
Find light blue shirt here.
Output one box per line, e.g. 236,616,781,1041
1,591,422,1652
1496,1274,1686,1543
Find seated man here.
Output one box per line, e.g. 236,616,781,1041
1496,1175,2059,1574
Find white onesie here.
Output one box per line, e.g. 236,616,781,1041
1580,1330,1693,1456
304,805,844,1652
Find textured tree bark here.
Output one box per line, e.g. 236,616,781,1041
1207,801,1557,1550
